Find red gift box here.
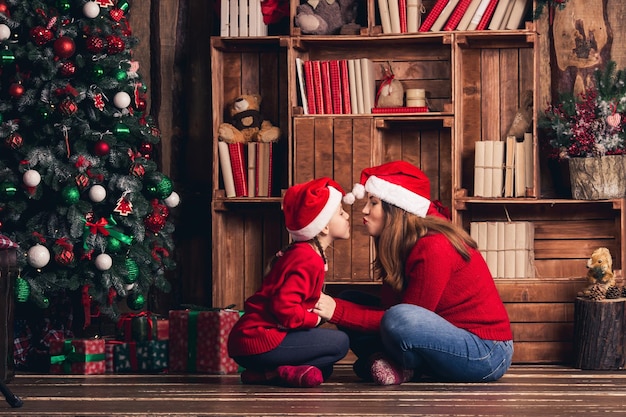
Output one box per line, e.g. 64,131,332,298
49,338,105,375
168,309,239,374
156,319,169,340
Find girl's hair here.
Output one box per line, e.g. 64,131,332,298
264,236,326,275
373,201,477,292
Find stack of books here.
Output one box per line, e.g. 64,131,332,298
377,0,425,34
220,0,268,37
218,141,274,197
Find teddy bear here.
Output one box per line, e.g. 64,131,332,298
578,247,616,297
217,94,281,144
294,0,360,35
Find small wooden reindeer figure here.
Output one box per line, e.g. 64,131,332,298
579,247,615,297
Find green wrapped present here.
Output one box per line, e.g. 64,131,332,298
113,340,168,372
116,312,158,342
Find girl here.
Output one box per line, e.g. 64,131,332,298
228,177,351,388
314,161,513,385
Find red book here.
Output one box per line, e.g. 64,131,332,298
320,60,333,115
311,60,324,115
371,106,429,113
329,60,343,114
339,60,352,114
302,60,317,114
399,0,407,32
475,0,499,30
228,143,248,197
443,0,473,30
419,0,450,31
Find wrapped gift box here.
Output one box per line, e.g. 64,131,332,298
49,338,105,374
116,312,159,342
169,309,240,374
156,318,169,340
112,340,168,373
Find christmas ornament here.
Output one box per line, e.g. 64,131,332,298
164,191,181,208
96,0,114,6
95,253,112,270
57,0,71,13
5,132,23,149
58,98,78,116
145,211,166,232
88,184,106,202
30,26,53,46
126,292,145,310
0,2,9,17
145,175,173,199
113,193,133,216
107,237,122,253
39,297,50,308
113,91,131,109
115,68,128,82
23,170,41,187
0,181,17,198
28,244,51,268
54,238,75,266
135,97,147,112
124,283,135,291
59,61,76,77
83,1,100,18
75,173,90,189
0,49,14,64
139,142,153,157
54,36,76,59
130,163,145,177
93,140,110,156
114,122,130,138
0,24,10,41
93,93,105,110
8,82,24,98
61,185,80,204
124,258,139,283
15,276,29,303
85,36,104,53
105,35,125,54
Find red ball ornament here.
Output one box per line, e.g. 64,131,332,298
105,35,125,54
54,36,76,59
85,35,105,53
0,2,10,17
136,97,147,112
59,61,76,77
5,133,23,149
94,140,110,156
55,249,75,266
30,26,53,45
139,142,153,155
8,83,24,98
145,212,166,232
58,98,78,116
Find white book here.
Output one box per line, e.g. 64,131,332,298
474,141,486,197
378,0,392,33
470,222,479,243
347,59,359,115
477,221,488,261
295,58,309,115
503,222,516,278
523,132,533,192
504,135,515,197
499,0,515,29
456,0,483,30
360,58,376,114
229,0,239,36
406,0,421,32
467,0,491,30
354,59,365,114
220,0,230,36
492,140,504,197
483,141,494,198
515,222,534,278
488,0,512,30
247,143,256,197
430,0,459,32
250,0,268,36
496,221,505,278
239,0,249,37
388,0,402,33
486,221,498,277
505,0,530,30
218,141,236,197
514,139,526,197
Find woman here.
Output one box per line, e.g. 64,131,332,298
314,161,513,385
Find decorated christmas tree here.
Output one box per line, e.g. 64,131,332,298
0,0,178,319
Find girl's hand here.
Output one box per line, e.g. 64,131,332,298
314,292,336,321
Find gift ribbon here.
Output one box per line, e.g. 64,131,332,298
50,340,105,373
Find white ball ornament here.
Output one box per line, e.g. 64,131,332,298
113,91,132,109
0,24,11,41
23,170,42,187
83,1,100,18
124,283,135,291
28,244,51,269
164,191,180,208
95,253,113,271
89,184,107,202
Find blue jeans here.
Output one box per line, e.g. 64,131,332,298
380,304,514,382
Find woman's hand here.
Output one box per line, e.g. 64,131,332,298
314,292,337,321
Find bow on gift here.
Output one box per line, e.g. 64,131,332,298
82,216,133,250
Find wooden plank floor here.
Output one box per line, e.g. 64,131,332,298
2,365,626,416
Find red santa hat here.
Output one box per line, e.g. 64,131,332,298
284,177,345,241
343,160,443,218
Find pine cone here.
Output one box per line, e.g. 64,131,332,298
589,284,607,301
606,286,621,299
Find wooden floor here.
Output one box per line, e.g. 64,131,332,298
1,365,626,416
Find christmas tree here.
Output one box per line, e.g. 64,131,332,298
0,0,178,319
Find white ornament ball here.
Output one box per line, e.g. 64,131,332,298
83,1,100,18
28,244,51,269
164,191,180,208
113,91,132,109
89,184,107,202
124,283,135,291
0,24,11,41
23,170,42,187
95,253,113,271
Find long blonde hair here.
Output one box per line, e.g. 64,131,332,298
373,201,477,292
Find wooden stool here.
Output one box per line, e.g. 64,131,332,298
0,248,16,382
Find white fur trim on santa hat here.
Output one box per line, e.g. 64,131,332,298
342,183,365,205
365,175,430,217
287,186,343,241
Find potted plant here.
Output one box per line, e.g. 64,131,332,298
539,61,626,200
